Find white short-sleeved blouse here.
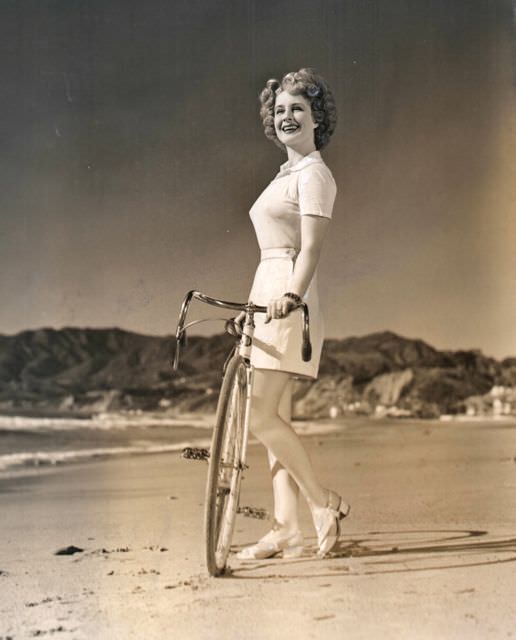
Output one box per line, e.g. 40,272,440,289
249,151,337,251
247,150,337,379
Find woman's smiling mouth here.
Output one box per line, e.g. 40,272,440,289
282,124,299,133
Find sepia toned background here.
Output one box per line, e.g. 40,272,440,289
1,0,515,358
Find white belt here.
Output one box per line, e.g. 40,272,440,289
260,247,299,260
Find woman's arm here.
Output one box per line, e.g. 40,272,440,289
264,215,330,323
288,215,330,298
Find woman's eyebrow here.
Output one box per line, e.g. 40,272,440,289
275,103,304,109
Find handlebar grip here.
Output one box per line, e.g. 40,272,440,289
302,340,312,363
299,302,312,362
172,290,198,371
172,330,187,371
172,345,180,371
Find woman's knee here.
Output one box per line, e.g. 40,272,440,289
249,401,279,437
249,370,290,437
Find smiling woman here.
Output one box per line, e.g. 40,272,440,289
260,70,337,152
229,68,350,561
274,93,317,149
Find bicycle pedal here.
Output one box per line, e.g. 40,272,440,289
237,506,269,520
181,447,210,462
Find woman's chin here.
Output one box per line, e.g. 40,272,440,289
279,137,302,152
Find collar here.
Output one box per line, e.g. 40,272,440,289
277,150,323,176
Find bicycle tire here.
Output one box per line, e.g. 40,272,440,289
205,352,248,576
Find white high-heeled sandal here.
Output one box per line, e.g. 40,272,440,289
312,490,350,558
236,526,304,561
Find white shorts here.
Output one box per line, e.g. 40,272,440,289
247,247,325,380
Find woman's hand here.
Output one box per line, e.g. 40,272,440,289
264,295,300,324
226,311,246,336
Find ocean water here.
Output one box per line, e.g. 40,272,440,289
0,413,214,477
0,412,344,478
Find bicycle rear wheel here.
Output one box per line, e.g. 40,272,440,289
205,353,248,576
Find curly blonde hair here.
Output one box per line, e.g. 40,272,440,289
258,68,337,151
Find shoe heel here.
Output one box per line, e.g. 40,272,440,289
339,502,351,520
281,545,304,559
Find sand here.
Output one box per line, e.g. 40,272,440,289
2,418,516,639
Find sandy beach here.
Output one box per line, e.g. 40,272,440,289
2,417,516,639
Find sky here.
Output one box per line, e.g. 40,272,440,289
1,0,515,358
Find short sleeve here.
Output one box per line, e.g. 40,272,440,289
297,164,337,218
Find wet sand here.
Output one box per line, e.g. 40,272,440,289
2,418,516,639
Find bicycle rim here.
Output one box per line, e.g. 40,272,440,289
205,354,247,576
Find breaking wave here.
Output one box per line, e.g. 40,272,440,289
0,438,212,474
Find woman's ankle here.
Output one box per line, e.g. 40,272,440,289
306,488,331,512
272,518,300,535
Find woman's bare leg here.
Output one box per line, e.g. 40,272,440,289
267,377,300,532
250,369,327,509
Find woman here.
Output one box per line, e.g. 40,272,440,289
232,68,350,560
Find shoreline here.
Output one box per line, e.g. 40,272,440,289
0,412,351,479
1,413,514,481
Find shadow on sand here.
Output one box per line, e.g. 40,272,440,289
229,528,516,579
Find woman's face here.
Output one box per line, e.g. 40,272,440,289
274,90,318,152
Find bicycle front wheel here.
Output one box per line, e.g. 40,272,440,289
205,353,248,576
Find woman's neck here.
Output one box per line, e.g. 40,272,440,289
285,143,317,167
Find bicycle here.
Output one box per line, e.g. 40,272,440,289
173,290,312,577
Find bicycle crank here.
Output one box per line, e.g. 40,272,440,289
237,506,269,520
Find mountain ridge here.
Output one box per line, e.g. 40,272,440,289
0,327,514,418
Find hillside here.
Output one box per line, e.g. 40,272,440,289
0,328,514,418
